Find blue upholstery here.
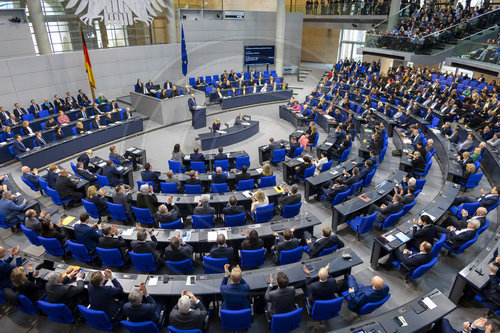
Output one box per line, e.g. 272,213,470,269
161,182,178,194
402,200,417,215
279,246,303,265
271,149,286,163
96,174,110,187
20,224,41,246
78,305,113,331
413,160,432,178
260,175,276,188
296,165,315,181
132,207,154,225
320,160,333,172
292,146,304,158
225,212,246,227
357,293,390,315
137,181,153,189
415,179,426,191
166,258,194,274
185,184,202,194
270,307,303,333
330,189,350,206
129,252,157,272
168,160,183,174
167,325,201,333
45,187,72,206
220,308,252,331
211,183,228,193
38,236,67,256
337,147,351,162
17,295,37,314
96,247,124,267
122,321,159,333
460,172,483,189
203,256,228,274
349,180,363,196
235,156,250,170
214,159,229,171
251,203,274,223
241,248,265,268
238,179,254,191
317,244,338,257
432,233,446,257
67,240,92,263
190,161,206,173
282,202,302,218
443,232,478,254
408,256,438,280
82,199,104,219
21,176,40,192
192,215,213,228
306,296,343,321
363,169,376,187
452,202,480,219
37,301,74,323
106,202,128,222
346,212,377,237
160,219,183,229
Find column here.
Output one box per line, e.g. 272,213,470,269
26,0,51,55
275,0,286,76
387,0,401,31
166,0,177,44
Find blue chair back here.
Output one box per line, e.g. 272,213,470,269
474,161,480,172
192,215,213,228
190,161,206,173
402,200,417,215
279,246,303,265
355,212,377,234
338,147,351,162
238,179,254,191
317,244,338,257
96,247,124,267
211,183,228,193
260,175,276,188
78,305,113,331
320,160,333,172
409,256,438,280
122,321,159,333
234,156,250,170
96,174,110,187
225,212,246,227
300,165,316,180
18,295,37,314
307,134,319,148
241,248,265,268
132,207,154,225
20,224,41,246
137,181,153,190
253,203,274,223
185,184,202,194
38,177,49,191
21,176,39,192
310,297,343,321
167,325,200,333
214,159,229,171
349,180,363,196
37,301,75,323
129,252,156,272
160,219,183,229
168,160,183,174
203,256,228,274
487,200,499,212
331,189,350,206
22,114,35,122
69,161,78,173
463,172,483,189
45,187,66,206
363,169,376,187
415,160,432,177
220,308,252,331
457,202,481,218
381,210,404,229
282,202,302,218
109,157,121,166
358,293,390,315
432,233,446,257
38,236,66,256
270,308,303,333
82,199,102,219
292,146,304,158
106,202,128,221
161,182,178,193
271,148,286,163
415,179,426,191
166,258,194,274
67,240,92,263
478,220,490,235
39,109,49,118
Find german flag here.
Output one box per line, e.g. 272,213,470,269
80,27,96,89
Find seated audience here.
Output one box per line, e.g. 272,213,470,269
452,186,499,210
210,234,235,265
136,184,158,215
302,226,345,258
193,197,215,216
342,275,389,313
169,291,208,331
10,264,45,303
164,236,194,262
45,271,86,310
131,224,161,265
265,272,296,315
123,284,161,324
303,263,336,303
141,163,160,193
74,212,102,252
251,189,269,214
222,196,245,216
0,191,27,224
86,186,108,217
54,169,84,204
278,184,301,212
88,269,124,323
220,264,250,310
0,245,22,289
241,230,264,250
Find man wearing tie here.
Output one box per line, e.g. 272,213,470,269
188,94,197,115
77,89,88,106
12,134,29,156
13,103,27,119
164,79,173,90
0,107,10,122
34,132,47,146
77,107,88,119
29,100,40,117
141,82,149,95
252,83,258,94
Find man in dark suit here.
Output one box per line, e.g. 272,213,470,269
220,264,250,310
75,162,97,183
34,132,47,146
320,177,348,202
98,223,128,256
263,137,283,161
437,317,492,333
28,100,41,116
302,226,345,258
91,115,104,129
273,227,300,260
190,146,205,161
101,160,122,187
164,236,194,262
0,107,10,122
88,269,124,323
188,93,197,116
344,275,389,313
74,212,102,252
457,151,473,171
110,145,137,169
234,113,247,126
222,196,245,216
441,219,480,250
141,163,160,193
212,167,227,184
154,202,181,226
453,187,499,210
370,194,404,223
77,89,88,105
357,160,373,180
443,207,487,230
407,215,440,249
214,146,227,160
287,137,300,158
21,166,41,190
234,165,252,182
12,135,29,156
130,226,161,265
0,245,22,289
136,184,158,215
193,197,215,216
112,184,133,217
123,284,161,324
45,270,86,310
54,169,84,204
209,234,234,265
77,150,93,170
164,79,173,90
53,95,65,108
303,263,337,303
169,291,207,331
265,272,296,315
393,241,433,278
278,184,301,212
13,103,27,119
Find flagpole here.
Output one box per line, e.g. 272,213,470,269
79,21,96,102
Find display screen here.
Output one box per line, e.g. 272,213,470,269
244,45,275,65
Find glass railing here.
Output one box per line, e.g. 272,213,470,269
451,25,500,64
364,8,500,53
289,1,391,16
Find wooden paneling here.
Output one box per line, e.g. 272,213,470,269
301,28,340,63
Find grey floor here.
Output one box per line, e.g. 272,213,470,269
0,62,495,332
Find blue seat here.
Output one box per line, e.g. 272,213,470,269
192,215,213,228
271,148,286,163
349,180,363,196
8,146,18,160
96,247,124,267
211,183,228,193
185,184,202,194
167,325,201,333
282,202,302,218
260,175,276,188
129,252,157,272
220,308,252,331
20,224,41,246
296,165,315,182
69,161,78,173
96,174,110,187
38,301,75,323
122,321,159,333
450,202,480,219
363,169,376,187
166,258,194,274
67,240,92,263
22,114,35,122
137,181,153,190
413,160,432,178
160,219,183,229
305,296,343,321
78,305,113,331
17,295,37,314
241,248,265,268
132,207,154,225
45,187,72,206
160,182,178,194
402,200,417,215
443,232,478,254
279,246,303,265
330,189,350,206
432,233,447,257
307,134,319,150
238,179,254,191
109,157,121,166
415,179,426,191
190,161,206,173
38,236,67,256
168,160,183,174
408,256,438,280
356,293,390,315
292,146,304,158
336,147,351,162
82,199,104,219
38,109,49,118
474,161,480,172
346,212,377,238
251,203,274,223
235,156,250,170
320,160,333,172
460,172,483,190
106,202,129,222
378,210,404,229
270,307,303,333
214,159,229,172
318,244,338,257
225,212,246,227
203,256,228,274
21,176,40,192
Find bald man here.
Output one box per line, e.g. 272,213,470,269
344,275,389,313
444,206,487,229
21,166,41,190
212,167,227,184
303,263,337,303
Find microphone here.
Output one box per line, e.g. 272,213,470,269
225,123,230,129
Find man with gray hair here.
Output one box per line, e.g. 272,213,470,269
136,183,158,215
193,197,215,216
212,166,227,184
0,190,27,225
123,282,161,324
440,218,480,251
45,269,86,310
130,223,161,265
154,195,181,226
169,290,207,331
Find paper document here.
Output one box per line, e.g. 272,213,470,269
216,130,227,134
385,234,396,242
61,216,76,226
121,228,134,236
395,232,410,243
242,122,251,126
242,190,253,198
297,157,304,163
148,277,158,286
403,138,412,144
207,231,217,242
421,297,437,309
325,142,333,146
256,168,263,173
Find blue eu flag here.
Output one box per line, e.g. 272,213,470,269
181,24,188,76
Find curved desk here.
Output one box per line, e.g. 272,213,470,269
199,121,259,151
220,90,292,110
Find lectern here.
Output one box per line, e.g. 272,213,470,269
192,106,206,129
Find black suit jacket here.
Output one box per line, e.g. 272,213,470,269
306,276,337,303
279,193,301,210
131,236,160,262
77,153,90,169
307,235,345,257
445,229,476,250
75,168,97,182
54,176,78,200
222,205,245,216
395,251,433,277
45,276,85,309
169,301,207,331
209,246,235,264
101,166,121,187
164,243,194,262
98,236,128,254
35,137,47,146
275,236,300,254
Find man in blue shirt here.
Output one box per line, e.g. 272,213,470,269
344,275,389,313
74,212,102,252
0,190,27,225
220,264,250,310
0,244,22,288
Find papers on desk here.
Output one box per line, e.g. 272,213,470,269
403,138,412,145
133,149,141,155
61,123,69,127
421,297,437,309
194,194,211,203
324,142,333,146
297,157,304,163
116,166,124,171
208,229,228,242
330,170,339,175
207,175,212,180
242,122,251,126
385,234,396,242
148,276,158,286
216,130,227,134
242,190,253,199
256,168,263,173
0,142,7,146
395,232,410,243
61,215,75,226
121,228,134,236
126,147,135,152
184,155,190,160
296,130,304,134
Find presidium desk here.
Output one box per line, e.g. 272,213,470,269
199,120,259,151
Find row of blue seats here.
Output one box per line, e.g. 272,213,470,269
189,70,278,86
